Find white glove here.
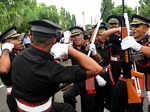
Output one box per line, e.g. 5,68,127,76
50,43,69,59
2,43,14,52
64,31,71,43
121,36,142,51
89,43,97,56
96,75,107,87
147,91,150,105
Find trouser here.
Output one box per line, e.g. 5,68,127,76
50,102,75,112
7,94,18,112
63,82,98,112
110,80,128,112
80,81,100,112
95,83,105,112
111,61,121,83
95,76,112,112
63,83,80,110
127,102,143,112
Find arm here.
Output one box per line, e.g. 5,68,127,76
0,49,11,74
51,43,103,79
0,42,14,74
101,27,120,40
92,53,102,62
140,46,150,58
68,47,103,77
121,36,150,58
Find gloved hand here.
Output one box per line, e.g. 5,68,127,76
50,43,70,59
96,75,107,87
147,91,150,104
121,36,142,51
2,43,14,52
89,43,97,56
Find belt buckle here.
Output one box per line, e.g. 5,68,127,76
101,67,108,73
111,56,119,61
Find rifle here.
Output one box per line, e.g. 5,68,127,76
121,0,144,103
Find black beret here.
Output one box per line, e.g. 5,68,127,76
28,20,61,35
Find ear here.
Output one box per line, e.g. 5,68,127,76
51,38,56,45
30,35,33,43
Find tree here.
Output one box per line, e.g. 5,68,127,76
59,7,76,30
0,0,76,32
111,5,136,21
139,0,150,19
100,0,114,22
71,15,76,26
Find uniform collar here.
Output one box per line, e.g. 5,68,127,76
30,45,53,60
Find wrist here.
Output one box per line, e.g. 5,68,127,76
119,27,121,32
92,50,97,56
135,42,142,51
2,43,14,52
68,46,75,55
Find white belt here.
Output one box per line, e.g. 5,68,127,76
16,97,52,112
6,86,12,95
111,56,119,61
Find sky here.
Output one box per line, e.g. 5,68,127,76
37,0,140,26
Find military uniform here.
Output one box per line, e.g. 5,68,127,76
63,26,99,112
11,20,89,112
0,27,22,112
94,26,114,111
127,14,150,112
103,15,129,112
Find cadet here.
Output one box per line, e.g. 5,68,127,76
121,14,150,112
0,26,24,112
97,15,128,111
11,20,103,112
94,26,114,111
63,26,105,112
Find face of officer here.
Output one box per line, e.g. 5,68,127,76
96,34,105,44
5,37,24,51
131,24,149,39
108,23,119,29
72,33,84,46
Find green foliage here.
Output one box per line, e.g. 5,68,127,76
100,0,136,23
101,0,114,22
0,0,76,33
139,0,150,19
59,7,76,30
111,5,136,21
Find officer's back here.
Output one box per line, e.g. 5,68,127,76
11,20,103,112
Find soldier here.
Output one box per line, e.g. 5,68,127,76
23,32,31,48
63,26,105,112
0,26,24,112
97,15,129,111
121,14,150,112
94,26,114,111
11,20,103,112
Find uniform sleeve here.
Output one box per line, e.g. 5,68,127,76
48,62,86,84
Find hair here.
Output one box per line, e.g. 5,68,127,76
31,31,56,45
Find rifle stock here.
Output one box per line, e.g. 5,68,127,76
126,79,142,103
131,69,144,78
